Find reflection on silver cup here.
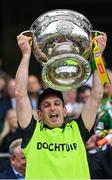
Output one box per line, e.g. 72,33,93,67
21,9,98,91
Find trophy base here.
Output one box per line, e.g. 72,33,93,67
42,53,91,91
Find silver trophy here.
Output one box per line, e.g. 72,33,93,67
21,9,99,91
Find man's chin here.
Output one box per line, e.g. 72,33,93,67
48,120,63,128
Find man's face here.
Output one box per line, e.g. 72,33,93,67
0,77,6,91
38,95,67,128
7,79,16,97
104,84,112,97
10,147,26,176
28,75,41,93
7,110,18,129
79,89,91,104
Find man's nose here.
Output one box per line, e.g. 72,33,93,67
50,104,56,110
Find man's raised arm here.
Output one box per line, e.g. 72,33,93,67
81,33,107,131
15,34,33,128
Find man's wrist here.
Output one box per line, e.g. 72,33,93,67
22,53,31,59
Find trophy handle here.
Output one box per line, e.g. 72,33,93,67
92,30,105,39
20,30,33,46
20,30,32,37
20,30,48,61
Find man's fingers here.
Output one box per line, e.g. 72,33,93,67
17,34,32,42
86,142,96,151
86,133,104,150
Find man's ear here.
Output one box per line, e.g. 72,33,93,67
37,110,42,120
64,106,67,117
9,155,15,166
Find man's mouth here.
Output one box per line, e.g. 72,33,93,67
49,114,59,121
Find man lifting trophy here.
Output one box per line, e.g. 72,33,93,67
16,9,110,180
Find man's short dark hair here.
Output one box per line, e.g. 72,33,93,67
77,85,92,94
38,88,64,109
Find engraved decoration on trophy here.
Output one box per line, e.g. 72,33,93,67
21,9,101,91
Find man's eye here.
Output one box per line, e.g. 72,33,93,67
43,103,50,108
55,101,61,105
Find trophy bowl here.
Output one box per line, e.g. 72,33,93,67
22,9,94,91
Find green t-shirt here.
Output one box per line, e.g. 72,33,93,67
96,109,112,132
98,97,112,114
23,119,90,179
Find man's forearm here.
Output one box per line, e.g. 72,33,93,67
15,53,33,128
15,54,30,97
81,70,103,131
91,70,103,105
